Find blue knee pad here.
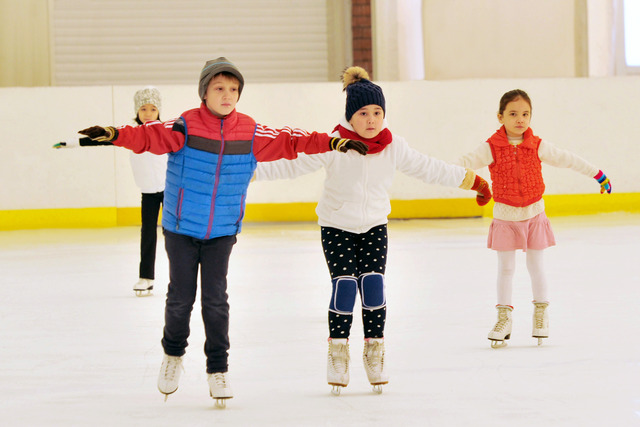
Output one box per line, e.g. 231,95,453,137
329,276,358,314
358,273,386,309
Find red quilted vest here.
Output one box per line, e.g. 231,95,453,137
487,126,545,207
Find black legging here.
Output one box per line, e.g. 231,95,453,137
321,225,388,339
139,191,163,280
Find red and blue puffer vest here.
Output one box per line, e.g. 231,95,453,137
487,126,545,207
163,105,257,239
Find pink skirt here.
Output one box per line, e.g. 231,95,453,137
487,212,556,252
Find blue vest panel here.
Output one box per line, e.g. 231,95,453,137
162,112,257,240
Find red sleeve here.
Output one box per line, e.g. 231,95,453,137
113,119,185,154
252,124,332,162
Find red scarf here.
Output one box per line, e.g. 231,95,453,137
333,125,393,154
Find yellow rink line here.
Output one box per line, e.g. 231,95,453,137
1,193,637,231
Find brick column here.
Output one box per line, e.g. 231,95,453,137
352,0,373,78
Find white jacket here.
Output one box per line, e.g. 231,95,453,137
256,117,467,234
129,151,167,194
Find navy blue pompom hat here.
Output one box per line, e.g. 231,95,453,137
342,66,385,121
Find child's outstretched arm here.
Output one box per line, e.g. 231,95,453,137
457,143,493,170
395,137,492,206
255,153,324,181
78,120,183,155
253,124,367,162
539,140,612,194
53,136,112,148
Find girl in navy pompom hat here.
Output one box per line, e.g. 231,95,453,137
256,66,491,395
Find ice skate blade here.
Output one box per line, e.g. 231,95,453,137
134,290,153,297
330,384,345,395
489,339,508,349
214,397,231,409
161,392,173,402
372,384,384,394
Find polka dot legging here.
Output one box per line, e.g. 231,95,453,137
321,225,388,339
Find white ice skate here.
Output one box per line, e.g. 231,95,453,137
208,372,233,409
327,338,350,395
363,338,388,394
488,305,513,349
133,278,154,297
532,302,549,346
158,354,183,401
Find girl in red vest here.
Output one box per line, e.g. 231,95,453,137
458,89,611,348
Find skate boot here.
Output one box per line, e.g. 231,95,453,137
532,302,549,345
363,338,388,394
207,372,233,409
488,305,513,349
158,354,183,401
327,338,350,395
133,278,154,297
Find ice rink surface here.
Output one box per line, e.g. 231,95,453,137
1,213,638,426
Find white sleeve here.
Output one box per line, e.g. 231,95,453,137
255,152,326,181
538,140,599,177
394,137,467,188
457,143,493,170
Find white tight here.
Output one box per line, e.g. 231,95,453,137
496,249,548,306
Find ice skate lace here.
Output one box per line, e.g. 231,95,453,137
163,357,182,381
534,305,546,329
493,310,510,332
211,372,228,388
364,341,384,372
329,343,349,374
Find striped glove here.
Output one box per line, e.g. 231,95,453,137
594,170,611,194
330,137,368,155
78,126,118,142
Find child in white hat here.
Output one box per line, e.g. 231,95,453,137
129,87,167,297
54,86,167,297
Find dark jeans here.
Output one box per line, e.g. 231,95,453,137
139,192,163,280
161,229,237,373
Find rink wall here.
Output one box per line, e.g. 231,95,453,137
1,77,639,230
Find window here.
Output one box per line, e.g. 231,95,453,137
623,0,640,66
616,0,640,74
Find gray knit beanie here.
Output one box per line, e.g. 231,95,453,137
198,57,245,101
342,66,385,121
134,86,161,114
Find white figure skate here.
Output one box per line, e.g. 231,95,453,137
488,305,513,349
158,354,183,401
532,302,549,345
208,372,233,408
133,278,154,297
363,338,388,394
327,338,350,395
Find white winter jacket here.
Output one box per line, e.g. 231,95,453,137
255,117,468,234
129,151,167,194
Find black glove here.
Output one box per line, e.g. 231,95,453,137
330,137,368,155
78,126,118,142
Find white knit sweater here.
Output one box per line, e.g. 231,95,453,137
457,137,599,221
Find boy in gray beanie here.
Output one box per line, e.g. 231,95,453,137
198,57,244,101
76,57,367,408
